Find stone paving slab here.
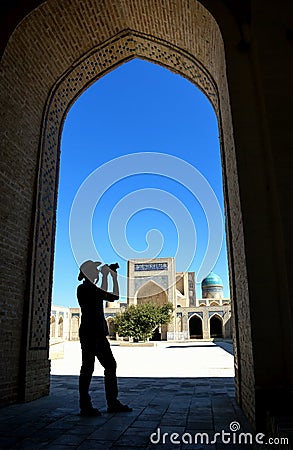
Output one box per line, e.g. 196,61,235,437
0,341,274,449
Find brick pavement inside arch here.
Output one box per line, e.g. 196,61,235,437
0,342,269,450
0,376,250,450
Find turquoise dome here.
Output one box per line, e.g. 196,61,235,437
202,272,223,287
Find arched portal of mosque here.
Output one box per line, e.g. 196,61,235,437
210,315,223,338
107,318,116,339
136,281,168,306
189,315,203,339
150,327,161,342
1,0,242,408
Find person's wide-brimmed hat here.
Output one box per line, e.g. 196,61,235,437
78,260,102,281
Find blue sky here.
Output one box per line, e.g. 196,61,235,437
52,59,230,307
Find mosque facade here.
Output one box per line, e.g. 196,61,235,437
50,257,232,344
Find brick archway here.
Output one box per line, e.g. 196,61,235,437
32,27,225,345
1,0,256,424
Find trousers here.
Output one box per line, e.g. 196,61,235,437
79,336,118,409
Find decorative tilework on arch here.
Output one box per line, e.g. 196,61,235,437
208,310,224,318
29,30,219,349
188,312,203,319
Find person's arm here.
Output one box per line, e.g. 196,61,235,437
111,271,119,298
106,269,119,302
99,265,119,301
100,265,109,292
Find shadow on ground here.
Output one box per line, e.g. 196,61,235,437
0,374,262,449
166,344,216,349
214,340,234,356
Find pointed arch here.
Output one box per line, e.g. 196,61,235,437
210,301,220,306
106,317,116,339
210,314,223,338
70,315,80,341
50,316,56,338
136,280,168,306
0,0,258,421
57,317,63,338
189,313,203,339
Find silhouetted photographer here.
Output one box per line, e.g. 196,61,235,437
77,260,132,416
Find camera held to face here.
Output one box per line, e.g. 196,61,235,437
106,263,119,273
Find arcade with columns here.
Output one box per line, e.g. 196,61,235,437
50,257,232,343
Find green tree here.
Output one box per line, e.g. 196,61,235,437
113,302,174,341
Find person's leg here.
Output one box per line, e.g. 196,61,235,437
95,337,118,406
95,337,132,412
79,344,100,414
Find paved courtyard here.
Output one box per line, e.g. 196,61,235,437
0,341,273,449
